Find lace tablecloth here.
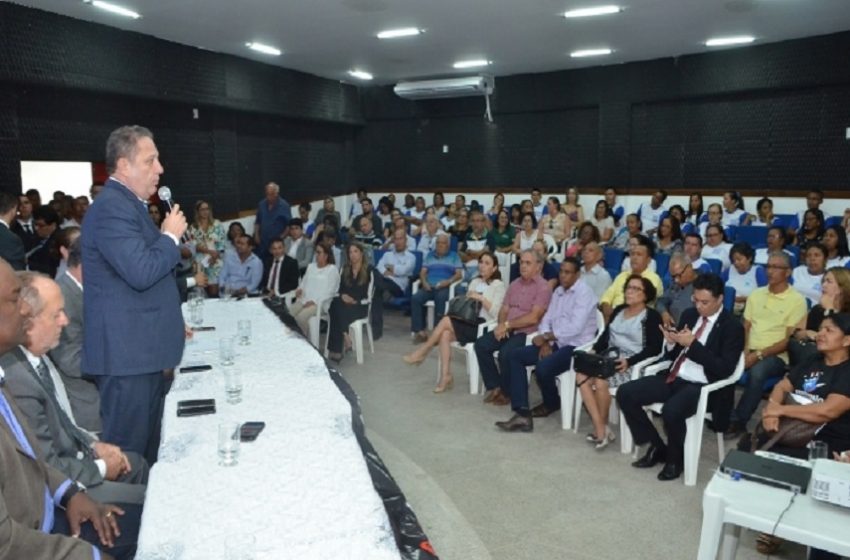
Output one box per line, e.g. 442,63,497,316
136,299,400,560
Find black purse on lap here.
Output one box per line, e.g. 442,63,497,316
573,348,621,379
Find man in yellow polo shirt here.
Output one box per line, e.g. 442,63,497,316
725,251,807,439
600,235,664,322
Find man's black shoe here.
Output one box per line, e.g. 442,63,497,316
657,463,683,481
530,404,559,418
495,414,533,433
631,444,667,469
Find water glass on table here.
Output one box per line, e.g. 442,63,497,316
218,422,241,467
189,302,204,328
237,319,252,346
808,440,828,461
224,367,243,404
224,534,256,560
219,337,236,366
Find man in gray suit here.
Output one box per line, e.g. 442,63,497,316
49,237,102,433
283,218,314,273
1,272,147,504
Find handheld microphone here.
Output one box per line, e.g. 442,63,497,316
158,186,173,210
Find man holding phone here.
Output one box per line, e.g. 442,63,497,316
616,274,744,481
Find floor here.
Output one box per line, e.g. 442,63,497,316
338,311,811,560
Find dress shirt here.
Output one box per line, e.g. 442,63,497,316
670,307,722,384
743,285,808,363
287,237,304,259
538,279,598,348
503,275,553,335
580,263,612,300
377,249,416,292
219,251,263,292
16,218,34,234
417,231,440,253
266,257,284,294
656,282,695,324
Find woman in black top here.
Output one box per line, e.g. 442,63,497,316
327,242,374,361
790,267,850,367
449,208,470,244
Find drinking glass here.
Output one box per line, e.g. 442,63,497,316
221,286,233,302
219,337,235,366
808,440,828,462
189,302,203,327
217,422,240,467
224,367,243,404
224,534,256,560
237,320,252,346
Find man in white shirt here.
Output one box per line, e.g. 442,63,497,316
637,189,667,235
531,188,545,220
683,233,712,274
617,273,745,481
377,228,417,299
0,272,147,503
579,241,612,299
283,218,314,272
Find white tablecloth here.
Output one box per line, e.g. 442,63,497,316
136,299,400,560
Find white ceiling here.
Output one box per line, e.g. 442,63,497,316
11,0,850,85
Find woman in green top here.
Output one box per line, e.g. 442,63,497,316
189,200,226,297
491,209,515,254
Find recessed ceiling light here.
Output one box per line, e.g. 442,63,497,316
570,48,613,58
452,59,491,69
245,42,282,56
705,36,755,47
83,0,141,19
348,70,374,81
563,5,621,18
376,27,423,39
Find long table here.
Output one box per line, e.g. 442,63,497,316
136,299,401,560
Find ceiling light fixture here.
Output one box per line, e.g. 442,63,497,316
84,0,141,19
570,48,613,58
563,5,621,18
376,27,423,39
245,42,282,56
705,36,755,47
452,59,491,69
348,70,374,80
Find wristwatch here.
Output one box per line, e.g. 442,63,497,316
503,320,511,331
59,481,87,509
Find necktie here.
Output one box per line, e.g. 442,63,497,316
268,259,280,293
35,359,94,458
666,316,710,383
24,223,32,234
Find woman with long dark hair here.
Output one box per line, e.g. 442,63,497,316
326,242,374,362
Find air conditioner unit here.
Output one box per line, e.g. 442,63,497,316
393,76,495,100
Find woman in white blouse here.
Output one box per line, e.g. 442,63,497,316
701,223,733,271
288,242,340,340
589,200,615,243
513,212,556,259
539,197,570,246
791,243,827,305
404,253,506,393
823,225,850,268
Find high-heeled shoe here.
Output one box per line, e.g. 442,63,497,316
403,354,426,366
594,427,616,451
433,378,454,393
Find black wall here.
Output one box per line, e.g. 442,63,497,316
0,3,362,214
357,32,850,193
1,2,850,208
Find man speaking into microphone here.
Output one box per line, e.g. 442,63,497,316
81,125,187,463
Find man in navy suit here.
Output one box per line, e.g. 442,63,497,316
81,125,187,464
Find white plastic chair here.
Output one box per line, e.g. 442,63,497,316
572,352,662,454
436,321,496,394
281,290,332,351
556,310,606,430
411,278,462,331
639,352,745,486
348,295,375,365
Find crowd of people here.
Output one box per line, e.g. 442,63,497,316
4,137,850,558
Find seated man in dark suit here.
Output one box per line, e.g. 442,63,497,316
616,273,745,481
49,238,102,433
261,238,299,297
0,192,26,271
28,205,62,277
0,257,141,560
2,272,147,504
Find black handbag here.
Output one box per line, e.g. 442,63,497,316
446,296,481,324
573,348,621,380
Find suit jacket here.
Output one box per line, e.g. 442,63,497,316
81,178,184,376
48,272,102,433
0,222,25,271
0,349,102,487
10,220,40,251
663,307,745,432
283,237,314,271
261,255,299,295
0,380,95,560
26,230,60,278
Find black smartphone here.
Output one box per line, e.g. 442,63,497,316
176,398,216,417
240,421,266,442
191,326,216,332
178,364,212,373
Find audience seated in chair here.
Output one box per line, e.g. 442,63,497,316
0,272,148,504
722,242,767,314
410,234,463,342
797,188,830,227
721,191,748,227
474,249,551,406
795,208,825,247
496,258,598,432
188,200,226,298
0,258,141,560
754,225,794,266
539,197,570,246
49,237,102,434
459,210,496,280
404,252,506,393
589,199,615,243
617,273,744,481
792,242,827,306
725,251,808,439
577,274,663,450
604,187,625,228
288,242,340,340
609,213,642,251
748,196,779,227
218,234,263,296
658,253,697,329
564,221,599,259
261,238,300,298
510,239,559,288
682,233,712,274
417,214,443,253
600,234,663,322
327,242,375,363
823,224,850,268
698,203,723,239
636,189,667,236
314,196,341,236
579,241,612,300
789,267,850,368
653,215,683,256
283,218,314,273
701,223,732,272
